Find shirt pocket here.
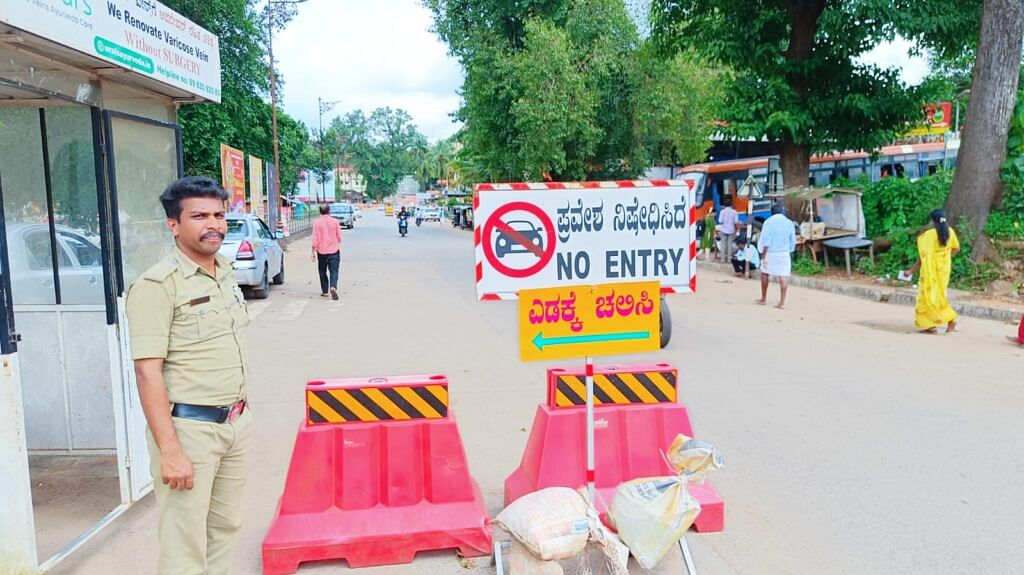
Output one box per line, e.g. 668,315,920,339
170,304,202,341
229,285,250,329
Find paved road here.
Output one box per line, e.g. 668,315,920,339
57,211,1024,575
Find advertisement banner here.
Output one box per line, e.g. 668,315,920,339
266,161,279,230
0,0,222,101
220,144,245,213
906,102,953,136
474,181,697,300
249,156,264,217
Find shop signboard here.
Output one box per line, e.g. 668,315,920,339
249,156,264,217
220,144,245,213
0,0,222,101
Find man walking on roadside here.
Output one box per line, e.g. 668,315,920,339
311,203,342,300
126,176,253,575
756,202,796,309
718,199,739,263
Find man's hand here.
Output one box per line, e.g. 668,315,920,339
160,444,194,490
311,248,317,263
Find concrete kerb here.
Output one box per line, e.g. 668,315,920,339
699,260,1023,324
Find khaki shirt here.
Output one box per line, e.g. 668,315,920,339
126,246,249,406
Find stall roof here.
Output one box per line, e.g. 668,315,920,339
771,186,863,202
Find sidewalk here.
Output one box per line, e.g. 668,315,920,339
699,260,1023,324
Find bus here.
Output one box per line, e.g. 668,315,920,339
673,141,957,226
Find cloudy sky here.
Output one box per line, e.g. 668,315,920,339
272,1,930,143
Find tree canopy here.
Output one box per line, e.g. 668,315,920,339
425,0,724,182
322,108,429,200
164,0,310,195
650,0,943,187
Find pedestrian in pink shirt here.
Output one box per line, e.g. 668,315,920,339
311,204,342,299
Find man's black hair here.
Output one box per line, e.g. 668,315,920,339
159,176,229,219
320,203,330,215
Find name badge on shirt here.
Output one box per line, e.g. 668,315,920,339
189,296,211,306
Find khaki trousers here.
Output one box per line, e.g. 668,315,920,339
147,408,254,575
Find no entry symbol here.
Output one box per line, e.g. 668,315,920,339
481,201,556,278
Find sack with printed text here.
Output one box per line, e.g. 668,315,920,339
607,434,723,568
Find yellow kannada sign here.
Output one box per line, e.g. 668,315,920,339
519,281,660,362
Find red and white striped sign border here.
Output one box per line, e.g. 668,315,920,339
473,180,697,300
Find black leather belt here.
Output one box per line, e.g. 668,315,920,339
171,399,247,423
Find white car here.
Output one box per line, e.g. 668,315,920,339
352,206,362,219
3,223,105,305
219,214,285,299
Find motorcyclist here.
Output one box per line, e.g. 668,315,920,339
398,207,409,235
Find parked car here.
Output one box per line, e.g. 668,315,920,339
220,214,284,299
2,222,105,305
329,203,355,228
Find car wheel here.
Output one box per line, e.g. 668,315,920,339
659,296,672,348
251,266,270,299
272,259,285,285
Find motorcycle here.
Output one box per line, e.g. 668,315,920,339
415,216,422,227
398,216,408,237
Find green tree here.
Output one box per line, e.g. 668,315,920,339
164,0,311,195
941,0,1023,258
426,0,723,182
651,0,936,188
323,108,428,200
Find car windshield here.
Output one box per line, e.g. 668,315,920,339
226,219,247,239
330,204,352,213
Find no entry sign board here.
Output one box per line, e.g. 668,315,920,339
474,181,697,300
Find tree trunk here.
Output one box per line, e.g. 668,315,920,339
777,1,824,192
779,141,810,189
946,0,1024,261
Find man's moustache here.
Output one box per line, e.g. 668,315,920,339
201,232,225,241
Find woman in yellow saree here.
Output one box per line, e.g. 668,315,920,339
906,210,960,333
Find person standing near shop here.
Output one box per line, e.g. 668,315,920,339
718,200,739,263
311,203,342,300
126,176,253,575
756,202,796,309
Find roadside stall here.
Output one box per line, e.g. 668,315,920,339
0,2,221,572
777,186,869,272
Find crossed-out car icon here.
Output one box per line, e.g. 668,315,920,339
495,220,544,258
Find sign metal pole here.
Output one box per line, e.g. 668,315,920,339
585,355,595,503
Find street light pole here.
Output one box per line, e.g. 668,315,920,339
318,97,341,203
267,0,307,220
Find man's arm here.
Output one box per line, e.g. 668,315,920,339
135,358,194,490
126,279,193,490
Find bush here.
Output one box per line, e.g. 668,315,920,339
986,210,1024,239
792,253,825,276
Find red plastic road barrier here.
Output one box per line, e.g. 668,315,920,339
505,364,725,533
262,375,491,574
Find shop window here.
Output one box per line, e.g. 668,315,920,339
0,108,55,305
108,116,179,287
47,107,104,304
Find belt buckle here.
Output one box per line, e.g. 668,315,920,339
226,400,245,423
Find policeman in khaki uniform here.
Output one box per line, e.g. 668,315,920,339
126,176,253,575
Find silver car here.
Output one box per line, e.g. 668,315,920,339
329,203,355,228
2,222,105,305
219,214,284,299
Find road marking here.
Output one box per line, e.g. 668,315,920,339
247,301,271,321
279,300,308,321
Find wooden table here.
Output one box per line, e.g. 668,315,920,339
822,236,874,278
